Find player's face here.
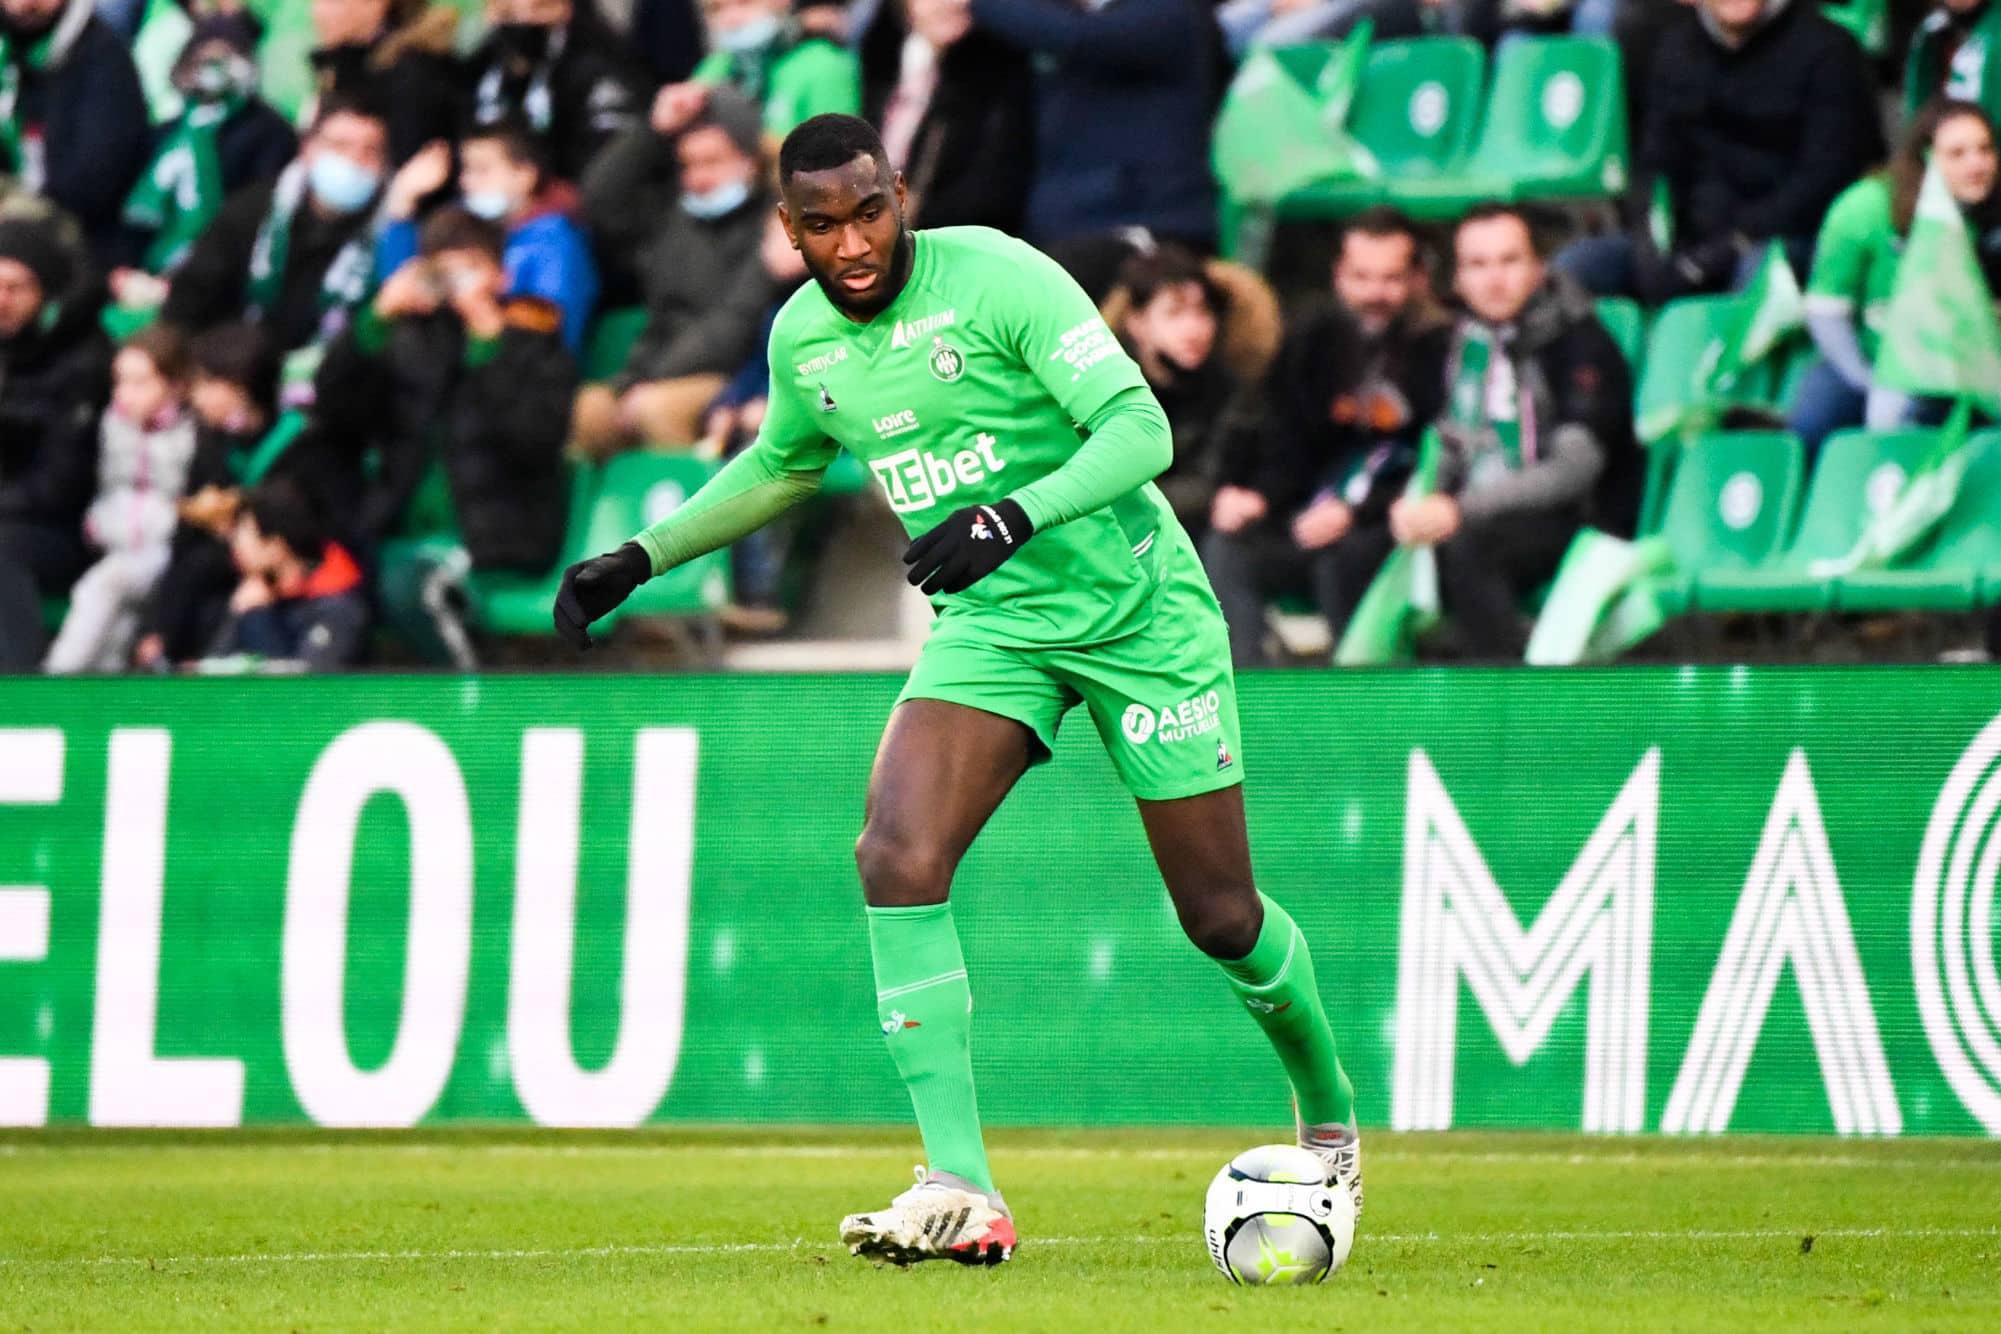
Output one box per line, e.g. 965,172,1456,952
1453,215,1544,327
779,153,912,321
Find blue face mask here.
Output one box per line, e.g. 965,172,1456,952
715,13,782,54
307,151,381,215
464,189,515,221
681,177,750,220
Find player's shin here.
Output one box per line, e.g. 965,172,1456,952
866,903,997,1195
1215,893,1356,1130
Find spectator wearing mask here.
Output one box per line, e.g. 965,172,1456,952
1103,243,1274,541
1790,101,2001,455
377,120,600,352
0,215,110,670
575,85,773,453
116,14,297,282
205,478,368,671
307,0,465,167
44,326,196,673
1555,0,1882,304
467,0,644,184
318,207,577,661
0,0,152,258
1908,0,2001,130
858,0,1032,232
1381,204,1635,659
969,0,1218,250
160,94,390,407
1202,208,1450,665
657,0,860,139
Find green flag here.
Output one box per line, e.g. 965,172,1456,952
1213,29,1378,207
1525,530,1677,666
1706,243,1803,397
1334,429,1442,667
1873,163,2001,414
1810,398,1977,577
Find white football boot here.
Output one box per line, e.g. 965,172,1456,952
1296,1106,1364,1223
839,1167,1017,1266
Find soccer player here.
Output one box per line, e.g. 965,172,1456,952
553,115,1359,1266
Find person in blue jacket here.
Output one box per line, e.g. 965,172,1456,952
374,118,599,352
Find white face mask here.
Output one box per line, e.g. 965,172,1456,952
715,12,782,54
682,177,751,220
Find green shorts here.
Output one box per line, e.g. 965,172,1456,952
898,544,1243,801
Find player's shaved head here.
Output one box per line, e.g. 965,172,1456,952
778,114,913,322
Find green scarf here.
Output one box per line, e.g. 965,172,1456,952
245,160,377,326
123,96,241,274
1445,325,1527,479
231,409,308,486
0,30,55,190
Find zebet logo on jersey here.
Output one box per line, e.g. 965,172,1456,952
1122,691,1225,746
870,433,1007,513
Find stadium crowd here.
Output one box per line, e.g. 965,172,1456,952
0,0,1991,671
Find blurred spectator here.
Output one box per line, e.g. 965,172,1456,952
1790,101,2001,454
0,214,110,670
1102,244,1274,540
377,121,600,351
1907,0,2001,129
666,0,861,137
1556,0,1882,304
0,0,153,258
1201,208,1450,665
318,207,577,662
204,478,368,670
116,13,296,279
857,0,1031,232
160,93,389,406
574,85,773,453
44,326,196,673
1384,204,1634,659
629,0,705,86
973,0,1218,249
1216,0,1423,57
308,0,465,167
467,0,645,182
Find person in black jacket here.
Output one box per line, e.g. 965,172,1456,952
159,94,389,407
317,205,577,663
1555,0,1884,302
307,0,465,167
114,13,297,278
467,0,645,184
1201,208,1449,666
0,215,111,669
0,0,152,261
859,0,1032,233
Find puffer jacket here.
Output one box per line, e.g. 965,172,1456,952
82,409,197,553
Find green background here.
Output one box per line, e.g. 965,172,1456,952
0,668,1995,1135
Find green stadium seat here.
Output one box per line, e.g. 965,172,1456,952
581,307,650,384
1635,295,1776,444
1836,432,2001,613
583,451,732,622
1636,439,1676,538
1594,296,1644,373
40,597,67,635
1393,36,1628,216
463,463,600,636
1695,430,1934,612
1649,431,1804,612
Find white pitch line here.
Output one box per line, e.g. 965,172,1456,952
2,1227,1995,1272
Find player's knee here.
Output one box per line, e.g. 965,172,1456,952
1177,890,1261,960
854,826,953,907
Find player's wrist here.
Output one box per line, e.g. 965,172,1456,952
985,497,1033,547
614,541,653,585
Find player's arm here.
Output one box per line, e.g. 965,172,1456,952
902,241,1171,594
553,360,838,648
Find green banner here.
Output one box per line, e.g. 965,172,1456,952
0,670,1998,1138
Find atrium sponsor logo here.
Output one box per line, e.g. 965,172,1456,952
890,309,957,350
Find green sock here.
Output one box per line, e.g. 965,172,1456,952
1216,893,1355,1127
866,903,995,1194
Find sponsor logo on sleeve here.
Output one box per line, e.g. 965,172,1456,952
1048,317,1121,383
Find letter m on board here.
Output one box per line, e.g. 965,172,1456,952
1391,749,1659,1134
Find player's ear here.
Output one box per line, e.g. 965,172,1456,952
893,170,908,216
775,200,799,250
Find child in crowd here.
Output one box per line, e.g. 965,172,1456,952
204,480,368,671
44,327,196,673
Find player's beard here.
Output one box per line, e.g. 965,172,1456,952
809,225,915,321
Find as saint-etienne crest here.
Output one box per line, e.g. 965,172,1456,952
928,335,966,383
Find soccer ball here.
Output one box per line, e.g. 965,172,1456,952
1202,1144,1355,1285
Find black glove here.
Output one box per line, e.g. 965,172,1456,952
901,498,1034,595
552,541,651,649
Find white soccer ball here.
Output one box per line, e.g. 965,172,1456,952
1202,1144,1355,1285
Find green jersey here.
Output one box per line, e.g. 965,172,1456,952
635,226,1181,649
693,35,861,136
1806,175,1899,362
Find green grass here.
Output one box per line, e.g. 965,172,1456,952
2,1128,1998,1331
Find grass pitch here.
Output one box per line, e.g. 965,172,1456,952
2,1127,1998,1331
